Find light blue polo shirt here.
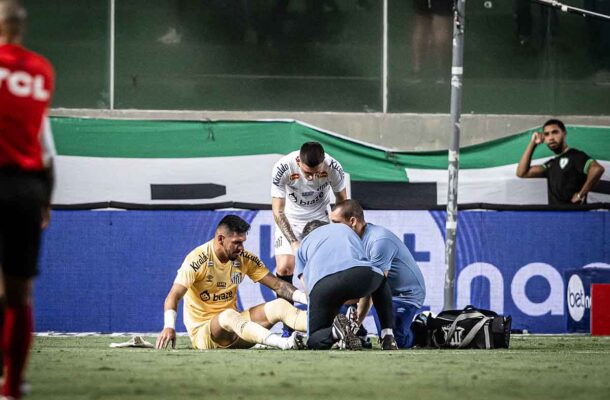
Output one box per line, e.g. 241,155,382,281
295,223,382,293
361,223,426,307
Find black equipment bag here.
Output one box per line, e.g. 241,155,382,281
411,305,512,349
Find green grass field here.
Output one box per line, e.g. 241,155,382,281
27,335,610,400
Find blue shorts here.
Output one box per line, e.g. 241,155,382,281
374,298,421,348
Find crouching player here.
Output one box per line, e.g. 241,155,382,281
331,200,426,348
156,215,308,350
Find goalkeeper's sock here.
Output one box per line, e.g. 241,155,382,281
263,299,307,332
2,305,33,399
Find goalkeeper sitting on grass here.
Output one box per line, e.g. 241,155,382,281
156,215,308,350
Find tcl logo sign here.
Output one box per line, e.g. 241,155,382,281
0,67,50,101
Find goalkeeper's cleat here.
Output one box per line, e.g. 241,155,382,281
287,331,307,350
380,334,399,350
332,314,362,350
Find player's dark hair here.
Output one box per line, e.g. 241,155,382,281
302,220,329,237
0,0,27,38
331,199,365,222
217,215,250,234
543,119,566,134
299,142,325,167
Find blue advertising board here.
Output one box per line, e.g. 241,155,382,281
35,210,610,333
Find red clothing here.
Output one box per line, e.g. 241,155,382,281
0,43,54,171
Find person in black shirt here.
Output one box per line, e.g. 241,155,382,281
516,119,605,205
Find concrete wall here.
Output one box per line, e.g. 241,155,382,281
51,108,610,151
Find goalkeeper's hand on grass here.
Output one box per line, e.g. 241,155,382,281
156,328,176,350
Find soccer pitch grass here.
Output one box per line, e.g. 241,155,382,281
27,335,610,400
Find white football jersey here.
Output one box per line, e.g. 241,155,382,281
271,150,346,224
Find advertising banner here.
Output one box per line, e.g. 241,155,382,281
36,210,610,333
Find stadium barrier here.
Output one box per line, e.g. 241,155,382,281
36,209,610,334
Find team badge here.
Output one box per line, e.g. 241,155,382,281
560,158,568,169
231,272,243,285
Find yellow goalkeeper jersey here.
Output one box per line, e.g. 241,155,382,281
174,239,270,336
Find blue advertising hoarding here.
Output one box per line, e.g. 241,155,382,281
35,210,610,333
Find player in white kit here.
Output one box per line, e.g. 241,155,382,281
271,142,348,335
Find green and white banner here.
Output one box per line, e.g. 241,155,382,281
50,117,610,208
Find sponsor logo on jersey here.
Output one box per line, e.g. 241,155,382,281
231,272,243,285
316,182,329,191
200,290,211,301
329,159,344,177
290,173,300,181
0,68,50,101
213,291,234,302
560,158,568,169
288,193,298,203
302,191,314,197
272,163,289,187
216,282,227,288
242,251,264,268
190,253,208,271
275,236,283,249
299,191,324,206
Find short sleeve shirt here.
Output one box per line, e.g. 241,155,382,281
295,223,381,293
542,148,592,205
271,150,346,224
0,44,54,171
174,240,270,335
361,223,426,307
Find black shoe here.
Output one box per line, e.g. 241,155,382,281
332,314,362,350
288,331,307,350
380,334,398,350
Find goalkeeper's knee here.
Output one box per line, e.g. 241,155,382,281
264,299,307,332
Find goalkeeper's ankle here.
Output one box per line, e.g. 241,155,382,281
263,333,290,350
